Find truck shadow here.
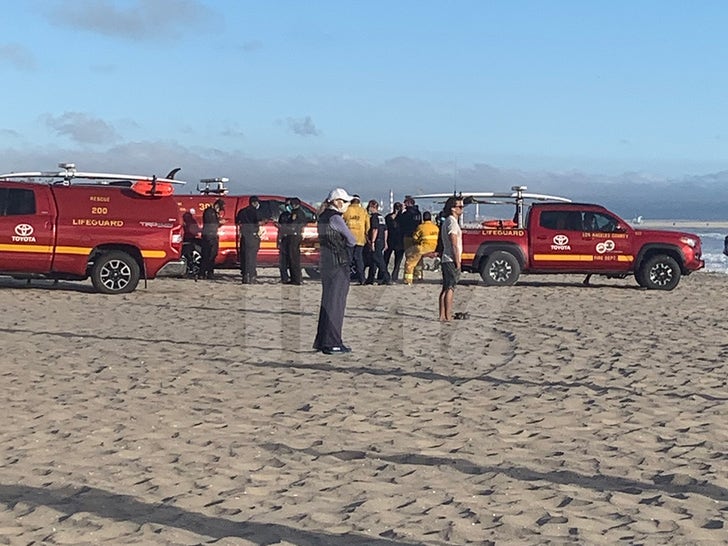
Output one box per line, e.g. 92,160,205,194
0,278,97,293
515,279,642,290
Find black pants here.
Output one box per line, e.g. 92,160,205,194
200,235,218,278
367,244,390,284
240,229,260,282
385,248,404,281
314,264,350,350
280,234,302,284
351,245,365,284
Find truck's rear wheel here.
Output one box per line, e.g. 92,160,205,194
184,242,202,277
91,251,141,294
481,251,520,286
638,254,681,290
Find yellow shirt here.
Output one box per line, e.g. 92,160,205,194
343,203,370,245
413,221,439,253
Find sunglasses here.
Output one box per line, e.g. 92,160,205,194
453,205,464,209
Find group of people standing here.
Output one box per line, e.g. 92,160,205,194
194,195,308,285
314,189,465,356
190,190,465,355
341,194,439,286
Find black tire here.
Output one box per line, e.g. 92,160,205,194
638,254,681,290
91,251,141,294
480,250,520,286
184,242,202,277
305,266,321,280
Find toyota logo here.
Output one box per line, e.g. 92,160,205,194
14,224,34,237
553,234,569,246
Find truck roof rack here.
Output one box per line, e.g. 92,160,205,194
413,186,571,229
197,177,229,195
0,163,187,196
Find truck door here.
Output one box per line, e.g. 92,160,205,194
531,209,598,272
0,186,55,273
532,209,633,272
579,210,634,272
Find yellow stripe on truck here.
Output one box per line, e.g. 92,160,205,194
0,244,167,259
141,250,167,259
533,254,633,262
533,254,594,262
0,244,55,253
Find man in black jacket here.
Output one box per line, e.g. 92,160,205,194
236,196,262,284
278,197,308,285
199,198,224,280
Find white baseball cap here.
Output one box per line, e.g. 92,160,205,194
327,188,354,202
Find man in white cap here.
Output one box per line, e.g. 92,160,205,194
313,188,356,355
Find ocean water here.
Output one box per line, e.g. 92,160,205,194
692,229,728,274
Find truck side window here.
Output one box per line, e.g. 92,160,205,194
258,200,282,221
0,188,36,216
540,211,567,230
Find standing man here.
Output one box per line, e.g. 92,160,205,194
342,194,369,285
438,196,464,321
399,195,422,273
199,198,225,280
365,199,391,285
278,197,307,285
277,198,293,284
236,196,262,284
384,202,404,282
314,188,356,355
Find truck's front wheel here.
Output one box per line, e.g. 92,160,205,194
638,254,681,290
481,251,520,286
91,251,141,294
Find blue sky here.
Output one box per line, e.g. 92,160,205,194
2,0,728,216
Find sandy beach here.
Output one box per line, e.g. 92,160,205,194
1,269,727,544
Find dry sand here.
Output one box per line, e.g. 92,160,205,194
0,269,727,545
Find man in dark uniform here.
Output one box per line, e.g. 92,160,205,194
399,195,422,263
199,198,224,280
384,202,404,281
278,197,308,285
236,196,262,284
365,199,391,285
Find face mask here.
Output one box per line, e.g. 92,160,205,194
253,202,260,209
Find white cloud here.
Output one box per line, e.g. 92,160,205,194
0,43,36,70
47,0,216,41
286,116,321,137
42,112,120,144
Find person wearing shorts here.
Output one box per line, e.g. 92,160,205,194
438,197,464,321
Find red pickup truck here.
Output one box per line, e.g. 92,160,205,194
425,187,704,290
0,164,186,293
175,178,320,278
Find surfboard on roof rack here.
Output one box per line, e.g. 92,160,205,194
0,163,187,197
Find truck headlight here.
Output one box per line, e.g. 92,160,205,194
680,236,697,248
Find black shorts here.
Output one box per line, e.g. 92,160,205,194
441,261,460,290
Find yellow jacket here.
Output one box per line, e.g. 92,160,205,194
413,220,439,253
343,203,370,245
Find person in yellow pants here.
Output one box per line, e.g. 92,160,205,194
403,211,439,284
